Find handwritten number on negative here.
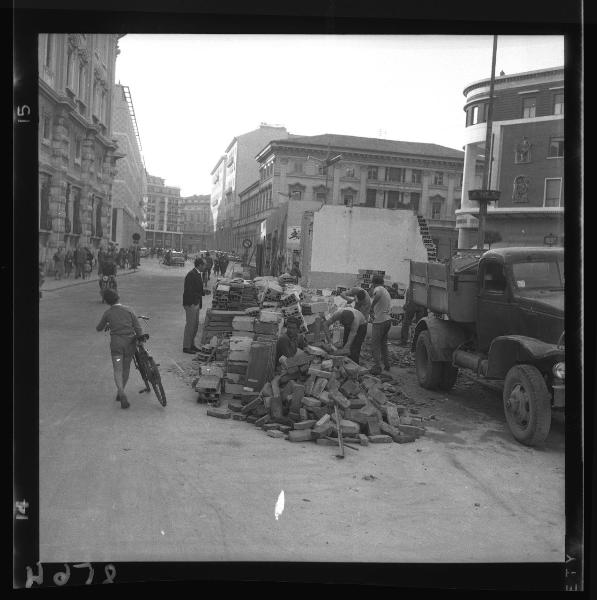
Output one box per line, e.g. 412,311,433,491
103,564,116,583
25,562,44,588
74,563,94,585
53,563,70,586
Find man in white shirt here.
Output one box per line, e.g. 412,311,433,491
323,306,367,364
369,275,392,375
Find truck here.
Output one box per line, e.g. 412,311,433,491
410,247,565,446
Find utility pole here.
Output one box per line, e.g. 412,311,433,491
468,35,501,251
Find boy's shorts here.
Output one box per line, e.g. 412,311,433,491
110,334,137,358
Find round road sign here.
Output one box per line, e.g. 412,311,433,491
242,239,253,249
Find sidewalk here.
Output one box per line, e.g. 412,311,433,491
41,267,140,293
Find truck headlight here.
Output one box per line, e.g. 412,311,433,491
552,362,565,381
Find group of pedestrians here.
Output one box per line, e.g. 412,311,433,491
52,244,93,280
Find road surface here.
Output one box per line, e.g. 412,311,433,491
38,258,565,563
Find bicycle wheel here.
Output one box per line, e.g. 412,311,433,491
133,350,151,392
148,357,167,406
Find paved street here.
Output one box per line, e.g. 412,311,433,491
39,258,565,563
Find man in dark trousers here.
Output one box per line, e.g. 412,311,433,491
204,252,213,282
182,257,205,353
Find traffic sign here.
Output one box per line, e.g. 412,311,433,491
242,238,253,249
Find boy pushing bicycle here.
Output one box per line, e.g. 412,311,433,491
96,288,143,409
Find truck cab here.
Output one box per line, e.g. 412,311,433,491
410,247,565,446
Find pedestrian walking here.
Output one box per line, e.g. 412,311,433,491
213,254,220,277
75,244,87,279
64,249,74,278
84,247,94,279
369,275,392,375
182,258,205,354
219,255,229,278
400,283,427,346
53,247,65,280
95,288,143,409
204,252,213,282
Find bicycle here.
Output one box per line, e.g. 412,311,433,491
133,315,167,406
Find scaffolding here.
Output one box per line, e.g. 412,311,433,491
121,84,146,171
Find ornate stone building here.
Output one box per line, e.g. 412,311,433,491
38,33,122,271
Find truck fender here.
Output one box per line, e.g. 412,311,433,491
487,335,565,379
412,317,469,362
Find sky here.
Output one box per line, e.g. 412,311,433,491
114,34,564,197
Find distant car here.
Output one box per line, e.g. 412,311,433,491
139,247,150,258
164,251,186,266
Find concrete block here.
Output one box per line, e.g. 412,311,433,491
349,396,367,409
358,434,370,446
304,374,317,396
394,434,416,444
252,404,269,418
287,429,314,442
361,376,382,390
263,423,281,431
299,407,309,421
269,396,284,419
340,379,360,398
279,425,292,434
368,435,393,443
231,413,248,421
241,395,263,414
302,396,323,408
307,406,327,420
312,377,328,397
228,399,244,412
385,404,401,427
207,408,231,419
246,415,258,424
339,419,360,436
294,420,316,430
318,390,330,404
267,430,286,439
288,411,301,422
329,390,351,410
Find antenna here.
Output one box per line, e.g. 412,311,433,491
377,128,387,138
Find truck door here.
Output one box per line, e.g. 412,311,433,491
476,259,516,352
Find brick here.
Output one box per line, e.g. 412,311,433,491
368,435,393,443
290,384,305,413
294,420,316,430
207,408,231,419
340,379,360,398
246,415,258,424
253,404,269,418
343,409,369,425
358,434,370,446
304,374,317,396
312,377,328,397
366,418,381,436
394,434,416,444
288,411,301,422
267,430,286,439
329,390,351,410
269,396,284,419
263,423,280,431
287,429,315,442
255,414,270,427
318,390,330,405
231,413,248,421
349,396,367,409
241,395,263,414
228,399,243,412
307,406,327,420
313,413,331,429
326,375,340,393
302,396,322,408
279,425,292,434
361,376,382,390
299,407,308,421
339,419,360,436
394,405,407,416
385,404,401,427
308,367,332,379
397,424,426,437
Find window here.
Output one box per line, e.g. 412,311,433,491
345,167,355,177
433,172,444,186
39,174,52,230
548,137,564,158
411,169,422,184
386,191,405,209
367,166,378,180
481,261,507,293
318,164,328,176
44,34,53,68
78,63,86,103
453,196,461,211
410,192,421,212
522,97,536,118
42,114,51,140
294,161,303,173
553,92,564,115
316,193,327,203
431,199,442,220
75,138,82,163
385,167,405,182
544,178,562,207
365,188,377,207
472,105,479,124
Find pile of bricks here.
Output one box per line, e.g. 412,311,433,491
206,344,426,447
200,309,248,344
356,269,386,291
212,280,259,310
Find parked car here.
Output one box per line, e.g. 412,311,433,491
139,247,150,258
164,251,186,266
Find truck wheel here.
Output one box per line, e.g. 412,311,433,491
438,363,458,391
503,364,551,446
415,330,442,389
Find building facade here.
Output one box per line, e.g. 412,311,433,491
457,66,565,248
110,83,146,249
180,194,214,252
38,33,122,271
210,124,289,252
248,133,468,265
144,175,183,249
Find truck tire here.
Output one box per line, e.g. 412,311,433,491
415,330,442,389
503,364,551,446
438,363,458,391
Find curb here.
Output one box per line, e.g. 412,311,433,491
41,268,140,293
